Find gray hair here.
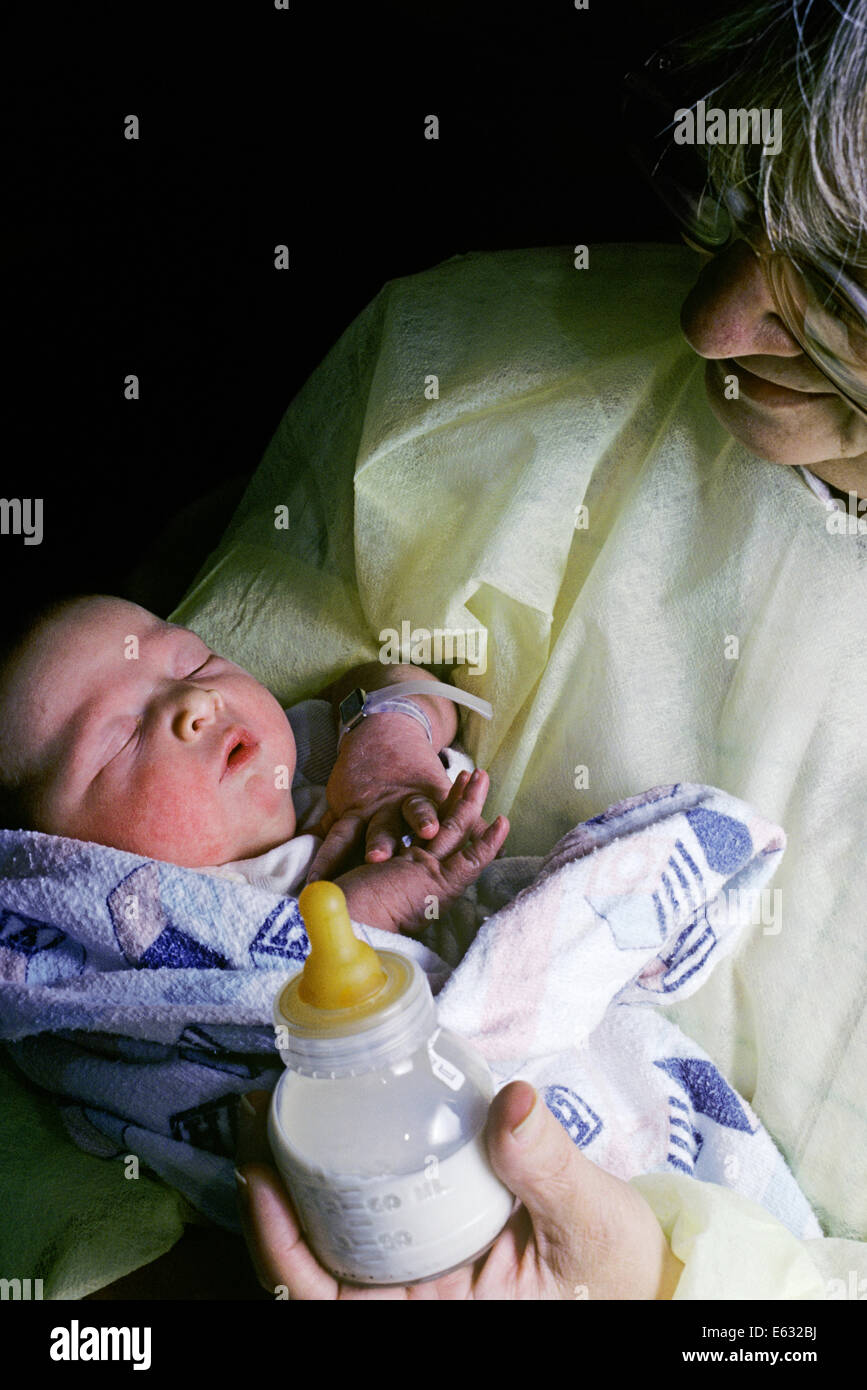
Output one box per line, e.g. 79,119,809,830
675,1,867,272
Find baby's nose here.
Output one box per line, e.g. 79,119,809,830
172,687,224,741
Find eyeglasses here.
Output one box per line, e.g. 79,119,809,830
622,52,867,421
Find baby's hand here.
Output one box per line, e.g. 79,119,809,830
335,770,508,934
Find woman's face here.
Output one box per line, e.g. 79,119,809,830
679,238,867,498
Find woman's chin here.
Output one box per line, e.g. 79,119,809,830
703,361,853,468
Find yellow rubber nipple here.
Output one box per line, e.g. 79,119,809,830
297,881,388,1010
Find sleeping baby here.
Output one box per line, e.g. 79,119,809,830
0,595,822,1258
0,594,509,934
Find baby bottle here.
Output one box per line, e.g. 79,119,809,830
268,881,515,1285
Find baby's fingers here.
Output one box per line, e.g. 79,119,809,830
438,815,510,893
425,769,491,857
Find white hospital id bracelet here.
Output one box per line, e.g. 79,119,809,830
337,681,492,745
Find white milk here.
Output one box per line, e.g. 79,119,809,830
270,1112,515,1285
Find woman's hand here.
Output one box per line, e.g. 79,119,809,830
306,714,473,882
235,1082,684,1301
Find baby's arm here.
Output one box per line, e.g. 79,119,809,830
307,664,466,881
335,769,508,934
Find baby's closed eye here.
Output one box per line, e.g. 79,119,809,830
94,717,142,774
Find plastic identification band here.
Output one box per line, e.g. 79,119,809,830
337,681,492,745
366,695,434,741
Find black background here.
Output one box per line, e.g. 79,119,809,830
6,0,737,625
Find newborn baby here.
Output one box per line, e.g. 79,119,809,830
0,595,508,934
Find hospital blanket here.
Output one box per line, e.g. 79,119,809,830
0,783,821,1244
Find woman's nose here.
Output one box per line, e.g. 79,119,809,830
679,239,802,361
172,687,224,741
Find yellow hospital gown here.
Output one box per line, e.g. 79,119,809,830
174,243,867,1298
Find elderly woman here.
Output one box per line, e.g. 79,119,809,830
185,0,866,1298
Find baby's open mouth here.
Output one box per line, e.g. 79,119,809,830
220,728,258,778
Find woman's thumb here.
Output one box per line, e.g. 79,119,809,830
485,1081,594,1236
484,1081,680,1301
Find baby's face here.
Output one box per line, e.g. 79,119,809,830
1,596,297,866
